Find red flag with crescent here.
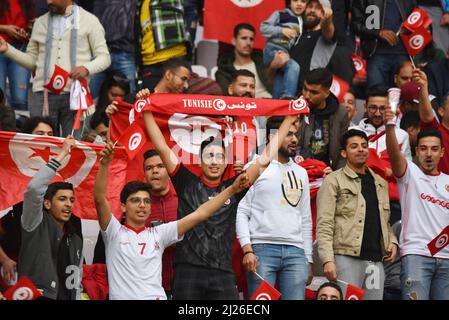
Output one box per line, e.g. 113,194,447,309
0,132,128,220
44,65,69,94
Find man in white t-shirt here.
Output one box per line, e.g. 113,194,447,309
93,143,250,300
385,107,449,300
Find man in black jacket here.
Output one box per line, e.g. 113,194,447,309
215,23,272,98
352,0,417,87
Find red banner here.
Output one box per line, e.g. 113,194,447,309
427,225,449,256
203,0,283,49
140,93,309,117
0,132,128,220
110,99,258,181
43,65,69,94
250,280,281,300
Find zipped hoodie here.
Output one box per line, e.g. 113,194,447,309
236,157,313,262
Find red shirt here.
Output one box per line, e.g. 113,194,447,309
146,191,178,292
0,0,28,44
421,118,449,175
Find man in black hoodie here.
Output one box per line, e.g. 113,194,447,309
297,68,349,170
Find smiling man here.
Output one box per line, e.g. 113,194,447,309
19,136,83,300
317,129,398,300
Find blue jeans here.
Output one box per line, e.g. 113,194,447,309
0,42,30,111
401,254,449,300
247,244,309,300
263,43,300,99
89,51,136,99
366,53,409,88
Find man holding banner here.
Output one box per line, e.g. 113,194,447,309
140,91,303,299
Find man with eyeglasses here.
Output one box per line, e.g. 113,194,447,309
356,85,412,225
142,103,300,299
94,142,251,300
153,58,190,94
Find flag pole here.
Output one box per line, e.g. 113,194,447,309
337,279,349,286
409,55,417,69
253,271,265,282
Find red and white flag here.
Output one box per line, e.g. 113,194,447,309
427,225,449,256
117,122,148,160
44,65,69,94
3,277,42,300
402,8,432,32
330,75,350,102
250,280,281,300
70,79,94,130
0,132,128,220
401,25,432,56
345,283,365,300
352,53,367,79
203,0,283,49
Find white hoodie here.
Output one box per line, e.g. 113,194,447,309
236,157,313,262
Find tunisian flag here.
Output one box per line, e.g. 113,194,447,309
0,132,128,220
250,280,281,300
428,225,449,256
3,277,42,300
401,25,432,56
203,0,284,49
345,283,365,300
43,65,69,94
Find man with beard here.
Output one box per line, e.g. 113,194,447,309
289,0,338,90
317,129,398,300
0,0,110,137
297,68,348,170
352,0,416,87
236,115,313,300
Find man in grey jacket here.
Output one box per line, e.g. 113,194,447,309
19,136,83,300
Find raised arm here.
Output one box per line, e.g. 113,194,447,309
177,173,250,237
139,90,179,174
384,105,407,177
93,143,114,231
321,7,335,42
413,68,434,123
22,137,75,232
245,114,299,184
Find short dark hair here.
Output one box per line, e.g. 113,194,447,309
340,129,368,150
417,127,443,146
304,68,333,89
162,58,191,75
44,182,74,202
143,149,159,161
400,110,420,131
230,69,255,84
265,116,285,142
90,110,109,131
395,60,413,75
200,136,225,157
316,282,343,300
233,23,256,38
120,181,152,204
22,116,56,134
366,85,388,102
